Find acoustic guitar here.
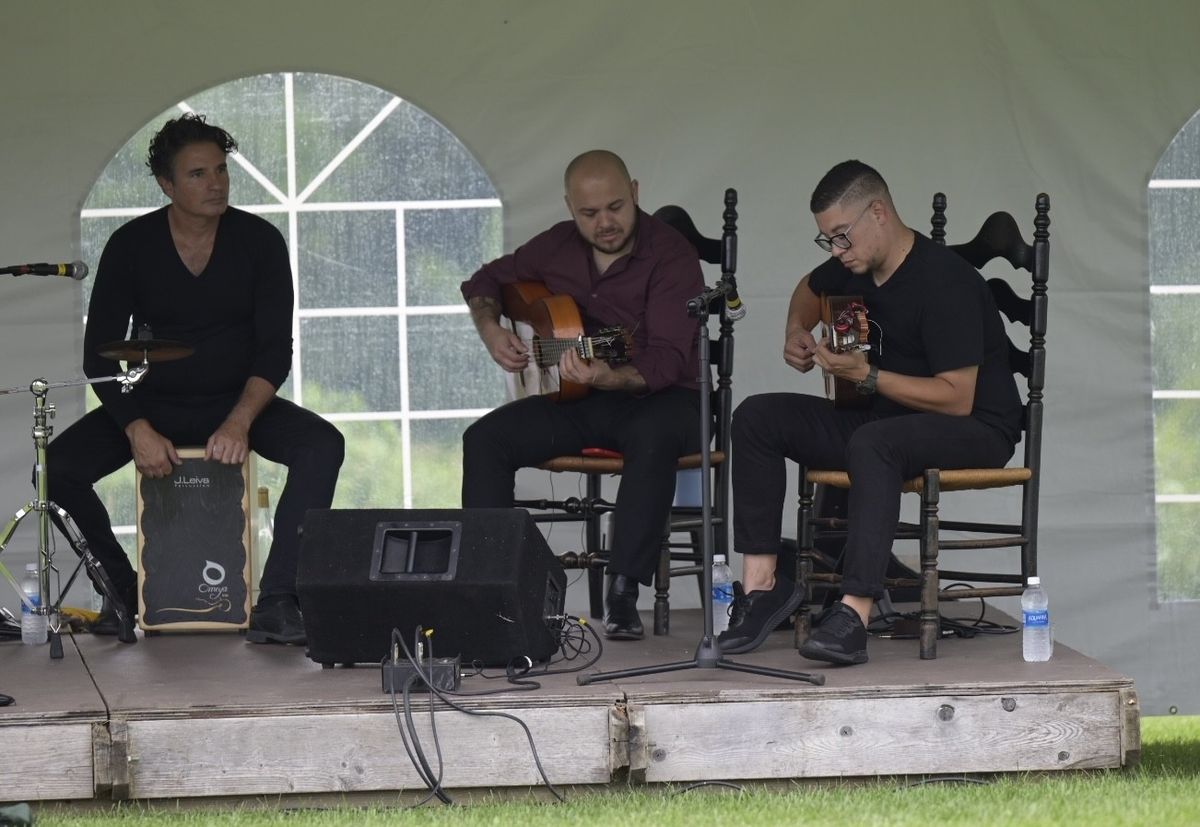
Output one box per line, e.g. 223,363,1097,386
500,282,634,402
820,294,871,408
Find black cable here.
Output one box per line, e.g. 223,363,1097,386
401,667,449,806
902,776,991,788
455,616,603,693
674,780,746,794
388,629,451,805
407,626,451,805
395,626,565,803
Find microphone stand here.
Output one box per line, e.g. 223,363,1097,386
579,192,822,687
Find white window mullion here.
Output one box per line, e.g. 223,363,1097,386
396,208,414,508
284,76,303,410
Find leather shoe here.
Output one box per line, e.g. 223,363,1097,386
90,583,138,637
717,576,802,654
246,594,307,645
603,574,644,640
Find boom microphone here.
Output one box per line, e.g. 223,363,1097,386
1,261,89,280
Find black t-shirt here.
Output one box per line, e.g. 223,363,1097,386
83,206,294,429
808,232,1023,446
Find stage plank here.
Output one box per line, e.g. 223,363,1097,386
0,633,110,801
0,608,1139,802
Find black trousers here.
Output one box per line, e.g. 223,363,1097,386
731,393,1014,598
45,394,345,602
462,387,702,586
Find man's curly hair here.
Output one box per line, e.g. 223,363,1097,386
146,113,238,180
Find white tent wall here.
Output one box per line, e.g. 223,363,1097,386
0,1,1195,712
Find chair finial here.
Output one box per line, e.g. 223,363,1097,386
931,193,948,246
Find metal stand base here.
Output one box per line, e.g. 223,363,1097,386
577,634,824,685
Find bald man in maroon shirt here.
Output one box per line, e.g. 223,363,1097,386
460,150,705,640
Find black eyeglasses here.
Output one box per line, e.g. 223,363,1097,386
814,202,875,252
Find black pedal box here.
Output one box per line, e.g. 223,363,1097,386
381,655,461,693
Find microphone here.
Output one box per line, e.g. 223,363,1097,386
722,278,746,322
1,261,89,280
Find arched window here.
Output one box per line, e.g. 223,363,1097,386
1149,111,1200,602
79,72,505,558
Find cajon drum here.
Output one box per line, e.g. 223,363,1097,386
136,448,253,631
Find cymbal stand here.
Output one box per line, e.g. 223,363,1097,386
0,363,148,658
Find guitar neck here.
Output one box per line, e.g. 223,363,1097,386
532,335,601,367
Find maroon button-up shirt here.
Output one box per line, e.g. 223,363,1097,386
461,209,703,392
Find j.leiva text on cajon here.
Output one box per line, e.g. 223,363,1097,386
136,448,253,631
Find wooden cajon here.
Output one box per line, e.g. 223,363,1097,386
136,448,254,631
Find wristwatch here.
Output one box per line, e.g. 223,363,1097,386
855,364,879,395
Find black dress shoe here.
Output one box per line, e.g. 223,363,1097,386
717,577,802,654
603,574,644,640
90,583,138,637
246,594,307,645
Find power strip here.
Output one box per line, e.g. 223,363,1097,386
381,655,462,694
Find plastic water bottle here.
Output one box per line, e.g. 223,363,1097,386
711,554,734,634
255,486,274,600
1021,575,1052,662
21,563,48,646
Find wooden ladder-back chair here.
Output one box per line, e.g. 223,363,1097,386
796,192,1050,659
516,189,739,635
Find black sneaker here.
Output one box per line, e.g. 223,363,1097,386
717,577,802,654
798,602,868,665
246,594,307,645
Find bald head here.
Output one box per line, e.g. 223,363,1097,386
562,150,639,259
564,149,632,190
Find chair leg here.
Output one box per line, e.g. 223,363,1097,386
795,472,817,649
586,473,605,620
653,530,672,636
919,470,941,659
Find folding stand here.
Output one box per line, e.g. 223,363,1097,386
0,370,145,657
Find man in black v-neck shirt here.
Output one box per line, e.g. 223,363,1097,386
46,114,344,644
718,160,1022,665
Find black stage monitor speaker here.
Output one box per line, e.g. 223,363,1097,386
297,508,567,668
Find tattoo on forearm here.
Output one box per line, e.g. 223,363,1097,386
467,296,502,332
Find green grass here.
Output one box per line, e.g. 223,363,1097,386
27,716,1200,827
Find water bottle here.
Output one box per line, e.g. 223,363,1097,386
255,486,274,600
21,563,48,646
711,554,734,634
1021,575,1052,662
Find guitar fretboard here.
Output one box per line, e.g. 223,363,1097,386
531,336,593,367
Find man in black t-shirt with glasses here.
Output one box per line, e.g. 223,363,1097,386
720,160,1022,665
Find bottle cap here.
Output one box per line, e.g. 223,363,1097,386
1027,576,1041,586
713,554,726,563
25,563,38,573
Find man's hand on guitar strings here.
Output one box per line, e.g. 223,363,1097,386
813,340,869,382
784,329,820,373
559,348,602,386
484,326,530,372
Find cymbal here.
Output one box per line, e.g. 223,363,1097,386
98,338,194,363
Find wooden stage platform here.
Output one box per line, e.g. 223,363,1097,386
0,608,1139,804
